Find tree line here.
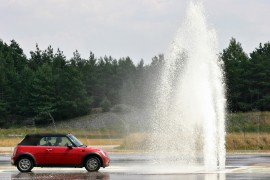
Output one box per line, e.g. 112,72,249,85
0,39,162,127
0,38,270,127
222,38,270,112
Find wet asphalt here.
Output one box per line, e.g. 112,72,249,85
1,154,270,179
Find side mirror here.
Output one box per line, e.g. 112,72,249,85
67,145,73,149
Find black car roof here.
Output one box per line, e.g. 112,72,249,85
25,133,71,137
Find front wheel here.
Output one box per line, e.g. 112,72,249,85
85,156,101,172
17,157,33,172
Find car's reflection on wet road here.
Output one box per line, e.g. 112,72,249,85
11,171,109,180
7,171,270,180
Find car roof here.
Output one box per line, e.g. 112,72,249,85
25,133,71,137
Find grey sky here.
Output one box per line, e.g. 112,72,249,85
0,0,269,63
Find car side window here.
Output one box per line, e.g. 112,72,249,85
52,136,73,146
38,137,53,146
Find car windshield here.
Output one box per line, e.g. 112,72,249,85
67,134,84,147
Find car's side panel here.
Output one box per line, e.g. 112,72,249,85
44,146,81,165
16,146,48,165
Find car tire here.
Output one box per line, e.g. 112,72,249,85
84,156,101,172
17,157,33,172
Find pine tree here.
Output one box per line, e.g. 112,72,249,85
221,38,249,111
29,64,55,116
52,51,92,119
249,42,270,110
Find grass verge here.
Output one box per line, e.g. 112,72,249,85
118,132,270,151
0,137,123,147
1,132,270,151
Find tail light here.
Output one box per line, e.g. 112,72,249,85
13,146,18,156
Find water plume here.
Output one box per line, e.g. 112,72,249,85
148,1,226,170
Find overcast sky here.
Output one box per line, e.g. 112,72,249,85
0,0,269,64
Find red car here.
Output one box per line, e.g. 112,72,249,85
11,134,110,172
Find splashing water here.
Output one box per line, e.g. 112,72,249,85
149,1,226,170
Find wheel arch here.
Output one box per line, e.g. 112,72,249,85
15,153,36,166
82,153,104,167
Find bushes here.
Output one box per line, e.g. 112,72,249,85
226,133,270,150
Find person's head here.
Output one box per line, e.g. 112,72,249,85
56,137,62,143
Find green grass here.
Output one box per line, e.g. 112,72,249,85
227,111,270,133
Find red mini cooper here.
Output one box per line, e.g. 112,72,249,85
11,134,110,172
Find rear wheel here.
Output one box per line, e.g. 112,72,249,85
84,156,101,172
17,157,33,172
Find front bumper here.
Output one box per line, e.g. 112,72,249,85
11,158,15,166
103,156,110,168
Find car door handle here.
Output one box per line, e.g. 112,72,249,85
46,149,52,151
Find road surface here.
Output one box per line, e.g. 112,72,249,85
1,154,270,179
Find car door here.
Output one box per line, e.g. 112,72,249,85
36,136,55,165
44,136,80,165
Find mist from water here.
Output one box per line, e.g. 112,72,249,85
148,1,226,170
